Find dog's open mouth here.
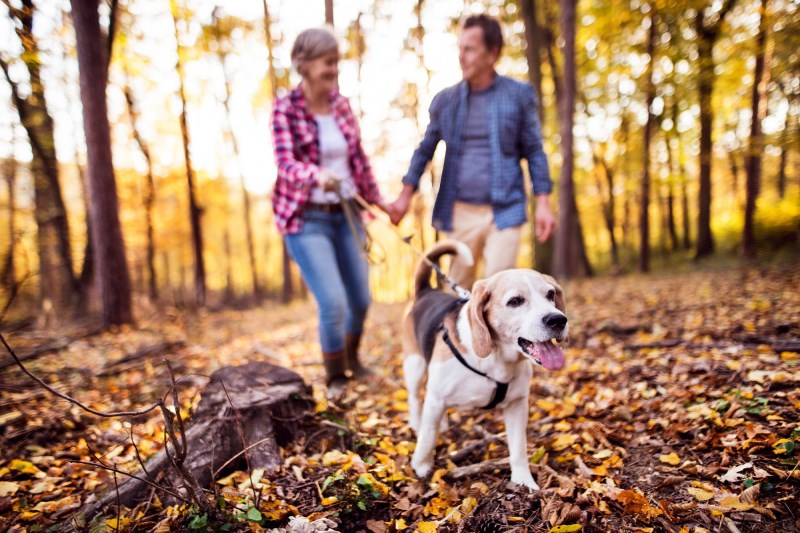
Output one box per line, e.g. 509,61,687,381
518,338,565,370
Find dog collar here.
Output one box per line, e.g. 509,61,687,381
441,328,509,409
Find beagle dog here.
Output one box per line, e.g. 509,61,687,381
402,241,568,489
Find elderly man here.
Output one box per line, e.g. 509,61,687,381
388,14,555,289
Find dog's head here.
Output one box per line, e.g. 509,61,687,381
467,269,568,370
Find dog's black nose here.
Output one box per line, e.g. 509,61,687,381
543,313,568,330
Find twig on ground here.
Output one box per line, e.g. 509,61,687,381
0,333,160,417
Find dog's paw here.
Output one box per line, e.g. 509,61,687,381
411,455,433,479
510,470,540,490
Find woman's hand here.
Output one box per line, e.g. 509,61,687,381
318,169,342,192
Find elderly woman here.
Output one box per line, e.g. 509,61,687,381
271,27,386,400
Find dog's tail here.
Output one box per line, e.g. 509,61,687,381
413,240,474,296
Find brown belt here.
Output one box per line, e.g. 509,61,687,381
305,202,343,213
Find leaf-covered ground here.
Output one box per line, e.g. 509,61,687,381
1,264,799,532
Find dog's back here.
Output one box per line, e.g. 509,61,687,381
407,241,473,362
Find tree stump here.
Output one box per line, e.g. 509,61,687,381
88,361,313,512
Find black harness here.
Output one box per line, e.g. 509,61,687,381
440,328,509,409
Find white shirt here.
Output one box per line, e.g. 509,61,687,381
310,114,355,204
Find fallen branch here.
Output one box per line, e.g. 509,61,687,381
101,341,186,370
448,427,503,464
449,457,510,480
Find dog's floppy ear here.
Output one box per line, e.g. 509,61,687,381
542,274,567,313
467,280,493,357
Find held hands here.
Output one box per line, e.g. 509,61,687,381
384,185,414,225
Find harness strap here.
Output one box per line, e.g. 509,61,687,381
441,328,509,409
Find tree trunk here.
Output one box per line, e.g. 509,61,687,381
666,138,679,251
212,11,262,301
742,0,770,259
1,1,78,321
518,0,551,273
776,131,787,199
2,139,16,295
553,0,591,279
590,147,619,268
262,0,294,303
172,2,206,308
671,103,692,250
517,0,544,120
694,0,737,259
86,362,313,512
325,0,334,26
223,227,235,304
639,14,657,272
70,0,133,327
122,82,158,302
540,12,563,275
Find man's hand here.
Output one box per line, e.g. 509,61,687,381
534,194,555,243
386,184,415,225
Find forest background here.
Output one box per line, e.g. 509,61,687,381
0,0,798,323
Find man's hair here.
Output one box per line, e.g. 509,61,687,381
462,14,504,53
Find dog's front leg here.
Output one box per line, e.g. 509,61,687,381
411,397,445,479
503,397,539,490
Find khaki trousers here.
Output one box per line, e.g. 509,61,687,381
445,201,522,290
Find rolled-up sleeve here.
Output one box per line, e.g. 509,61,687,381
519,85,552,195
402,93,443,189
271,102,320,190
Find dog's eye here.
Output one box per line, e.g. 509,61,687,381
546,290,555,301
506,296,525,308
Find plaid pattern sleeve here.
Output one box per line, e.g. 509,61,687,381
271,92,321,234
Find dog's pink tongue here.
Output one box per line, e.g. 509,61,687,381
536,342,566,370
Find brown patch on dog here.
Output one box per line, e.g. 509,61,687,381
542,274,567,313
467,279,494,358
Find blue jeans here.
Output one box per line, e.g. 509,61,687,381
285,209,371,353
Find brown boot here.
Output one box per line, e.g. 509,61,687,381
323,350,348,401
345,333,374,379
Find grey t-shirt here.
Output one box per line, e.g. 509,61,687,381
456,86,492,204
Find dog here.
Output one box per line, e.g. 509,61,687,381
402,240,568,489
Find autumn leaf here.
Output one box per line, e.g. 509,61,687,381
0,481,19,497
416,522,438,533
659,452,681,465
549,525,582,533
551,434,578,451
718,462,753,483
686,487,714,502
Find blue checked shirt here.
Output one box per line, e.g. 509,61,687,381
402,75,552,231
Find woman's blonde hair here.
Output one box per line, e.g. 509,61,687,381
291,27,339,76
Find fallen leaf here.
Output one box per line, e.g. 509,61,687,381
687,487,715,502
552,434,578,451
0,481,19,497
719,462,753,483
659,452,681,465
549,525,582,532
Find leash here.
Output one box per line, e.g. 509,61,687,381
441,327,509,409
345,189,471,301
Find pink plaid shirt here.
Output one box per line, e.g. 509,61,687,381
270,86,382,235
